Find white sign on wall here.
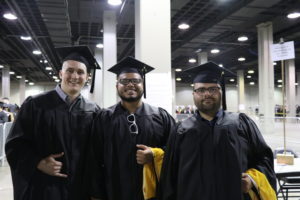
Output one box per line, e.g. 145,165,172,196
271,41,295,61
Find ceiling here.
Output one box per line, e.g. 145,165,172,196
0,0,299,86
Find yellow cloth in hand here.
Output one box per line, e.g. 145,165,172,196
143,148,164,200
246,168,276,200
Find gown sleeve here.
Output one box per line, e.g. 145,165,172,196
5,97,43,198
157,122,181,200
158,108,176,147
239,113,277,191
87,110,107,199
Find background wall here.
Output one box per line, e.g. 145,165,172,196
0,82,56,106
0,81,298,112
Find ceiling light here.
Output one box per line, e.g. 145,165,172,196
295,83,298,86
246,75,251,78
25,79,29,82
229,79,235,82
20,36,32,41
96,43,104,48
100,29,103,33
195,48,202,53
238,36,248,42
249,82,255,85
16,75,22,79
277,80,282,83
219,64,223,67
88,76,92,80
3,13,17,20
238,57,246,61
273,62,277,65
176,78,182,81
178,23,190,30
189,58,196,63
0,65,3,69
9,71,15,75
277,85,282,88
33,50,42,55
211,49,220,54
45,67,52,71
248,70,254,74
44,60,48,63
53,76,58,79
29,82,34,85
40,60,43,63
55,79,60,83
49,72,52,75
108,0,122,6
175,68,182,72
191,84,194,87
287,12,300,19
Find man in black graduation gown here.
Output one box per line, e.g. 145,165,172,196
88,57,175,200
159,62,276,200
5,46,100,200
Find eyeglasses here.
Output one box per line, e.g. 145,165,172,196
118,78,142,85
193,86,221,95
127,114,138,134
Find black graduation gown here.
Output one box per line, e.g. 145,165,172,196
159,111,276,200
88,102,175,200
5,90,99,200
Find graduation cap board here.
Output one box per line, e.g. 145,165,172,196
108,56,155,98
184,61,236,110
56,45,101,93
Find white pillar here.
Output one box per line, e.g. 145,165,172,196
103,10,117,108
2,65,10,98
237,70,246,112
198,52,207,65
171,68,176,117
297,72,300,104
257,22,275,134
135,0,172,114
19,76,26,105
89,48,104,107
285,59,296,117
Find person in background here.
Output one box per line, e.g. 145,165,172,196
0,102,8,124
159,62,276,200
88,57,175,200
5,46,100,200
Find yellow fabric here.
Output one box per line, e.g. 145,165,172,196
143,148,164,200
246,168,276,200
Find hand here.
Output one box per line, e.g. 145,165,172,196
136,144,153,165
241,173,253,193
37,152,68,178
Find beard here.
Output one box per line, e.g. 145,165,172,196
195,97,221,114
118,89,143,103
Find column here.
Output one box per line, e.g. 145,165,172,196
237,70,246,112
2,65,10,98
90,48,104,107
257,22,275,134
285,59,296,118
297,72,300,104
198,52,208,64
135,0,172,114
103,10,117,108
19,76,26,105
171,68,176,117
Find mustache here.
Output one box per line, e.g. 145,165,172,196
202,97,215,101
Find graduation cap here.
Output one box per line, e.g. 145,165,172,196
55,45,101,93
184,61,236,110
